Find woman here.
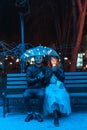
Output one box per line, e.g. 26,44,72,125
43,56,71,127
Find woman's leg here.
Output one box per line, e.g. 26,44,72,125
53,109,59,127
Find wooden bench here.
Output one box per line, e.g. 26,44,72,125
64,72,87,108
2,73,27,117
2,72,87,117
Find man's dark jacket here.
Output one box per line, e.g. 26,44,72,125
26,64,51,89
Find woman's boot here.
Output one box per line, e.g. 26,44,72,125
53,110,59,127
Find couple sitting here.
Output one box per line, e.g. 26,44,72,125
23,55,71,127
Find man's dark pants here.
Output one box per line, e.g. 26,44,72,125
24,88,45,113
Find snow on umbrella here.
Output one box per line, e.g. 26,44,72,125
20,45,47,61
44,46,60,59
20,45,60,61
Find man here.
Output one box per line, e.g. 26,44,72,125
24,55,50,122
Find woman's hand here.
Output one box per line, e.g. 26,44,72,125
52,64,56,66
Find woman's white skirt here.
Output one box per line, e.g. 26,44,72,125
43,81,71,116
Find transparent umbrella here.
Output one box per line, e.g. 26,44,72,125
44,46,60,58
20,45,60,61
20,45,47,61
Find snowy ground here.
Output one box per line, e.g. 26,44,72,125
0,107,87,130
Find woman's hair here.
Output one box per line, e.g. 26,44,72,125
48,56,60,68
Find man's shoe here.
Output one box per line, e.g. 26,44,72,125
35,113,43,122
25,113,33,122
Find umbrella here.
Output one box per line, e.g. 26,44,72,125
20,45,60,61
26,45,47,56
20,45,47,61
44,46,60,59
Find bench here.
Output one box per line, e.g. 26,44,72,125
2,73,27,117
2,72,87,117
64,72,87,108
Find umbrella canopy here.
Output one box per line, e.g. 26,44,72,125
20,45,46,61
44,46,60,58
20,45,60,61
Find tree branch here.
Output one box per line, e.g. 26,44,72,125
76,0,82,13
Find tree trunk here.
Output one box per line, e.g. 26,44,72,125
71,0,77,44
70,0,87,71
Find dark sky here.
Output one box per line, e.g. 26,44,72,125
0,0,19,41
0,0,72,44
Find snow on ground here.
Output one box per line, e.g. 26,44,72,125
0,107,87,130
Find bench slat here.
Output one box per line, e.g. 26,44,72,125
65,76,87,80
6,85,27,89
7,81,27,84
7,77,27,81
6,94,24,98
65,72,87,75
70,93,87,97
65,84,87,87
64,80,87,84
7,73,26,76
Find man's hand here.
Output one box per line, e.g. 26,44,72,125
37,72,44,79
